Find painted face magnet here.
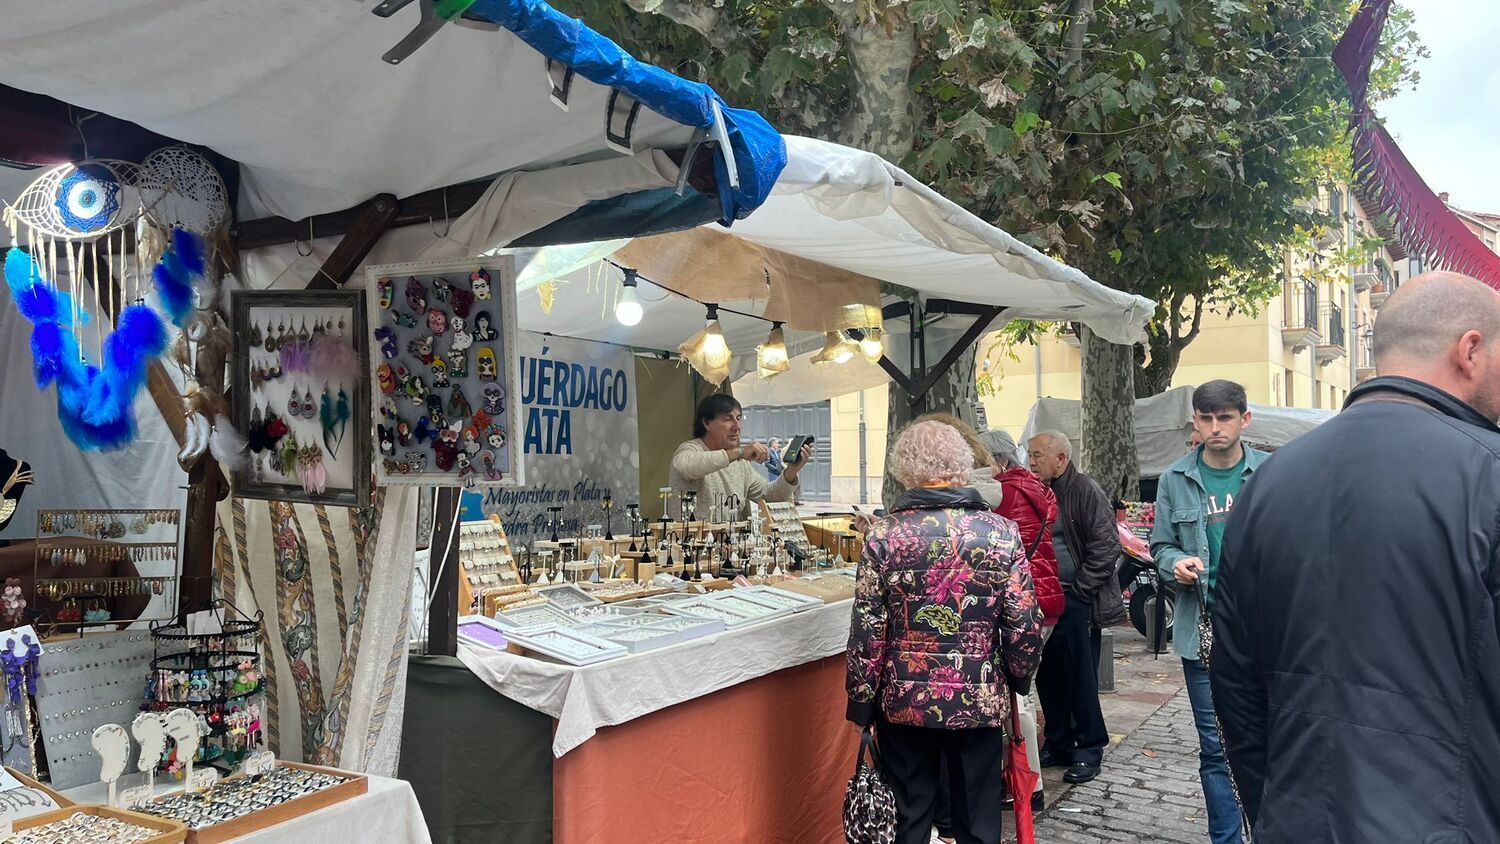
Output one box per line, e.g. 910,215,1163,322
473,311,498,341
426,395,447,428
451,287,475,318
450,318,473,353
431,355,450,388
427,308,448,336
374,327,398,359
405,276,427,313
408,335,435,365
433,277,453,303
471,269,492,300
378,277,393,309
477,347,497,381
481,382,505,415
377,363,396,394
450,350,468,379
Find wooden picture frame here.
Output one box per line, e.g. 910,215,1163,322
363,256,525,487
229,289,372,507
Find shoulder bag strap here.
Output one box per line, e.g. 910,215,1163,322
855,725,881,775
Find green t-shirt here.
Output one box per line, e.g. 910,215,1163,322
1198,451,1247,603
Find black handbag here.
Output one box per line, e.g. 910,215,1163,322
843,726,897,844
1197,579,1215,665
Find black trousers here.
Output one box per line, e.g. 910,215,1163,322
877,718,1006,844
1036,589,1109,766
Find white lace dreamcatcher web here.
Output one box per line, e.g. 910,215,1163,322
138,145,229,235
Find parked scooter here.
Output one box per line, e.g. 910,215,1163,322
1115,509,1173,653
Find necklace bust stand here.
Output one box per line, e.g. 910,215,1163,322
0,450,35,533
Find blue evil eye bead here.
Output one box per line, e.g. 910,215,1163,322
54,164,122,233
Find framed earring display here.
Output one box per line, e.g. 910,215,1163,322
364,257,524,487
229,290,371,507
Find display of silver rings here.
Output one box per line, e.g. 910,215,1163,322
132,766,346,830
7,811,159,844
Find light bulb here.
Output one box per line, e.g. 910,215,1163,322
757,323,790,378
678,305,733,385
701,321,729,360
615,273,643,326
812,330,857,365
858,327,883,363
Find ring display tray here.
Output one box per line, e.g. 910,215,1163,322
133,762,367,844
572,624,681,654
492,603,576,631
456,616,510,652
711,592,795,624
661,597,762,628
503,625,627,666
534,583,601,612
12,805,187,844
733,585,824,613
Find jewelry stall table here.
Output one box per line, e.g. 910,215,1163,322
62,771,431,843
403,599,858,844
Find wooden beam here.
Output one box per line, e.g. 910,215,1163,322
906,307,1006,405
427,488,461,657
305,194,400,288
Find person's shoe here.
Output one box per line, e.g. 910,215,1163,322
1063,761,1100,784
1038,747,1068,768
1003,791,1046,812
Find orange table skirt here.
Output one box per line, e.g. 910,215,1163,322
553,655,858,844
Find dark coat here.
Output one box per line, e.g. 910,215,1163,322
1212,376,1500,843
1049,464,1127,628
845,486,1044,729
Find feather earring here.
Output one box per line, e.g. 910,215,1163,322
208,414,248,472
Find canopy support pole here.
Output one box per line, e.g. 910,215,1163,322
854,303,1006,412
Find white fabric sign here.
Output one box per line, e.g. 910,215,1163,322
476,333,638,547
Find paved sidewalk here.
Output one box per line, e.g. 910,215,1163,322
1031,687,1211,843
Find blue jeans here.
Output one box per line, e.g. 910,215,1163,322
1183,658,1243,844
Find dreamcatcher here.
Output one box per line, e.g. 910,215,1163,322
3,147,241,463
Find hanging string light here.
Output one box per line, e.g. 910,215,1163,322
756,321,790,378
857,326,884,363
615,268,644,326
678,303,733,385
812,330,857,365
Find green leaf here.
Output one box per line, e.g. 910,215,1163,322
1012,111,1041,138
1109,248,1124,264
1209,78,1227,95
1093,171,1124,190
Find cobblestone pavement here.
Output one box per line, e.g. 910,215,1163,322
1030,688,1210,843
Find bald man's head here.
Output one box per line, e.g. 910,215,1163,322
1373,271,1500,419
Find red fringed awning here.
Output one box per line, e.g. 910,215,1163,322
1334,0,1500,286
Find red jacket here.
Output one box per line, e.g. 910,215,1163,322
995,466,1065,624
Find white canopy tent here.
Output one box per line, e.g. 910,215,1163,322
1022,385,1336,479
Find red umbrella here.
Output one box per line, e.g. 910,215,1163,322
1007,691,1039,844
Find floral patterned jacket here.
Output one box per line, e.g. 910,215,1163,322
845,486,1044,729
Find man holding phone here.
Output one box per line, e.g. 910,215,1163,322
1151,380,1268,844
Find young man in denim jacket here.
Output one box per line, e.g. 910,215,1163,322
1151,380,1268,844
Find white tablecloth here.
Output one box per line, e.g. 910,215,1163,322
62,771,431,844
459,598,855,757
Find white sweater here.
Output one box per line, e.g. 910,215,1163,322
668,439,797,518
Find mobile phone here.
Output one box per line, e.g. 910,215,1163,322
786,435,814,464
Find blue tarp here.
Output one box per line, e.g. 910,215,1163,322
469,0,786,226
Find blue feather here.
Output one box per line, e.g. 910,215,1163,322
171,228,206,277
105,305,168,377
30,322,73,387
3,247,39,298
153,254,193,326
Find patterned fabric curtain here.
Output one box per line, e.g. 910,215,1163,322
212,487,418,777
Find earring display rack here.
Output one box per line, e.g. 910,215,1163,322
33,632,155,790
32,509,181,632
458,518,520,614
759,502,817,564
147,600,265,772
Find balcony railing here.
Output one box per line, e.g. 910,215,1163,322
1316,302,1346,365
1283,280,1318,330
1281,279,1320,350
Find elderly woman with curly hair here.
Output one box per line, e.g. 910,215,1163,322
846,420,1044,844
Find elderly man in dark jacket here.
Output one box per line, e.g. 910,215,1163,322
1213,272,1500,842
1026,430,1125,784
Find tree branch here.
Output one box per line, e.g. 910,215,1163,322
623,0,746,54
